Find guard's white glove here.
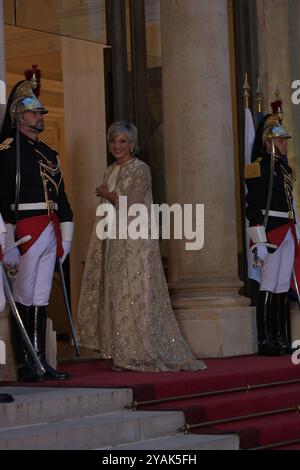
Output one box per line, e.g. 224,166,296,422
60,222,74,264
254,244,268,267
0,232,5,252
0,213,6,252
3,247,20,276
61,241,72,263
0,271,6,312
3,224,20,277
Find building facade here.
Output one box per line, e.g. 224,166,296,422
1,0,300,379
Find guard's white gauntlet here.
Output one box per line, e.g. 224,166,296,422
60,222,74,263
3,224,20,277
0,214,6,252
247,226,274,268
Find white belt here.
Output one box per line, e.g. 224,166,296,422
261,209,291,219
10,202,58,211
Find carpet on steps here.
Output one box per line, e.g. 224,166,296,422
2,354,300,449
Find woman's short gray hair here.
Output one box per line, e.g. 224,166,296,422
107,121,140,155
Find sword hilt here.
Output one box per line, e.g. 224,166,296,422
3,235,32,254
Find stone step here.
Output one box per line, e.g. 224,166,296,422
0,386,132,429
0,409,185,450
98,433,239,450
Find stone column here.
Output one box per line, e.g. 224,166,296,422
62,38,108,317
161,0,255,357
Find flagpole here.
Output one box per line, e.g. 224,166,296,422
256,77,263,113
243,73,250,109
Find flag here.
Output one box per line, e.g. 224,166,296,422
244,108,255,165
256,111,264,125
244,107,261,283
290,200,300,299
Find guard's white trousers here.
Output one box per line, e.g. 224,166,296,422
13,222,57,306
260,228,295,293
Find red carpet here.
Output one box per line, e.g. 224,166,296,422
2,355,300,449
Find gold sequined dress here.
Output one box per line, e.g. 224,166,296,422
76,158,206,371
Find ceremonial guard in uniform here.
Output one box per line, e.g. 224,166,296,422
0,67,74,380
245,111,297,356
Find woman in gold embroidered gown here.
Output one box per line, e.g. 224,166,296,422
76,121,206,372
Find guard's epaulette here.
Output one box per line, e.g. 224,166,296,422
245,158,262,179
0,137,14,151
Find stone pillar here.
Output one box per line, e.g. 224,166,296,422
62,38,108,317
161,0,255,357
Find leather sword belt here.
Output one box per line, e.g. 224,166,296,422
261,209,293,219
11,201,58,211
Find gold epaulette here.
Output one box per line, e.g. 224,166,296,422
0,137,14,151
245,158,262,179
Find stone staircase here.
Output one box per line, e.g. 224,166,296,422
1,302,299,450
0,386,238,450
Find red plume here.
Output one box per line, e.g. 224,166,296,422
271,99,282,115
24,64,41,97
271,99,283,123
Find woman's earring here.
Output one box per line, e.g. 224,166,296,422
130,147,134,155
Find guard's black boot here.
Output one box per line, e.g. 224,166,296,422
30,306,69,380
256,291,283,356
272,293,295,355
0,393,14,403
9,304,42,382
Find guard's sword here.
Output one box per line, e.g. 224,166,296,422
4,235,32,254
0,261,45,377
57,259,80,357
